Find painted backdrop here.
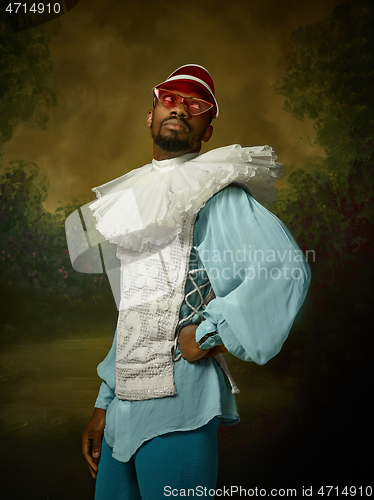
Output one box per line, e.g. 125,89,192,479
1,1,373,499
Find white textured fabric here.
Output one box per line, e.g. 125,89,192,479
89,144,283,401
90,145,283,252
114,218,195,400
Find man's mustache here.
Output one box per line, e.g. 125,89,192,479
161,117,190,131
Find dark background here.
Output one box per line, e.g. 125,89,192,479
0,0,373,498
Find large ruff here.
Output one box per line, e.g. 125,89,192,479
90,144,283,252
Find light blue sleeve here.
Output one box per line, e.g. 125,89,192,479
195,320,223,349
94,331,117,409
194,185,311,365
95,381,115,409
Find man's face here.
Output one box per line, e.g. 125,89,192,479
146,82,213,160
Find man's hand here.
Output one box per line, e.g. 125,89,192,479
81,407,106,479
178,324,227,362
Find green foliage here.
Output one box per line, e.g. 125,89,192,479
0,18,114,339
0,160,113,324
0,18,58,153
274,166,373,284
274,0,374,287
276,0,374,185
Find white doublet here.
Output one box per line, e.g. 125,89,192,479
90,145,283,400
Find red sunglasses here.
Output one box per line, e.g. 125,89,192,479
153,88,213,116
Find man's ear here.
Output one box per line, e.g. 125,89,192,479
146,111,153,128
202,124,213,143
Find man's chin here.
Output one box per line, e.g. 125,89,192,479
153,134,193,154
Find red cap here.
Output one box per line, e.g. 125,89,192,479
154,64,219,119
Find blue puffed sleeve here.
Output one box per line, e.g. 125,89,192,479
194,185,311,365
94,331,117,409
95,381,116,410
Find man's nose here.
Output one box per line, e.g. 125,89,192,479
171,101,189,117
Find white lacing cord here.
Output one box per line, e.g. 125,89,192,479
213,353,240,394
173,269,240,394
173,269,209,361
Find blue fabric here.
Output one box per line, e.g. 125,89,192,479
95,338,237,463
198,332,223,349
194,187,311,364
95,185,311,462
95,418,220,500
195,320,223,349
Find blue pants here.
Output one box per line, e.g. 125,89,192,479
95,417,220,499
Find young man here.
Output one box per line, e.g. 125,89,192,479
78,64,310,499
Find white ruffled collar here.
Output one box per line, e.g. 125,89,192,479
151,153,199,171
90,145,283,251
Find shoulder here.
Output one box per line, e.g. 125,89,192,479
199,184,254,220
206,183,251,208
194,185,255,243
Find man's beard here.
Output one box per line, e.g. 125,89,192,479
151,119,193,153
153,133,192,153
